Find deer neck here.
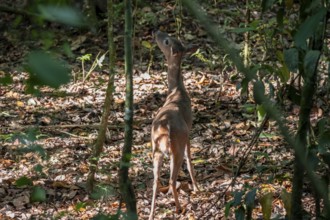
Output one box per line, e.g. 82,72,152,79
167,57,184,94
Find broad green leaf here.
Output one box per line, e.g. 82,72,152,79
15,176,33,187
260,192,273,220
245,188,257,208
304,50,320,79
294,8,327,48
235,206,245,220
284,48,298,72
318,131,330,152
316,118,327,136
257,104,266,122
38,5,86,27
287,85,301,105
30,186,46,202
307,147,319,171
280,189,291,217
26,51,70,89
278,66,290,83
225,200,234,217
253,81,265,104
233,191,244,206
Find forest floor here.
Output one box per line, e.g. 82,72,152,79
0,1,321,220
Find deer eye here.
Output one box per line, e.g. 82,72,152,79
164,39,169,46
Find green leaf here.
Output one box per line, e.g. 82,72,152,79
77,54,92,61
257,104,266,122
280,189,291,217
243,104,255,114
74,202,87,211
253,81,265,104
261,0,277,12
245,188,257,208
18,144,47,159
284,48,299,72
318,131,330,152
30,186,46,203
38,5,86,27
287,85,301,105
233,191,244,206
294,8,327,48
15,176,33,187
304,50,320,79
142,40,152,49
33,164,44,174
26,51,70,89
307,147,319,171
0,72,13,85
235,206,245,220
225,200,234,217
260,192,273,220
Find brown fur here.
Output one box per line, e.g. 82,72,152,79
149,31,199,220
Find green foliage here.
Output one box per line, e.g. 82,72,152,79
294,8,327,49
225,188,257,219
38,5,87,27
77,52,108,82
30,186,47,203
15,176,34,187
303,50,321,79
253,81,265,105
260,192,273,220
0,71,13,85
25,51,71,93
283,48,299,72
281,189,292,218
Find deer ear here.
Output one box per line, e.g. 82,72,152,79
184,44,198,55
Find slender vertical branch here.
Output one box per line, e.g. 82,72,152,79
119,0,137,218
86,0,115,192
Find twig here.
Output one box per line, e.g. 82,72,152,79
199,114,269,218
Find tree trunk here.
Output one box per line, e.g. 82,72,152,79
118,0,137,218
86,0,115,192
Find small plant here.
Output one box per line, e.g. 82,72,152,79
77,51,108,82
141,41,156,74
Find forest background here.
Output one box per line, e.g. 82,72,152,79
0,0,329,219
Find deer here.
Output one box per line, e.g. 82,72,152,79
149,31,199,220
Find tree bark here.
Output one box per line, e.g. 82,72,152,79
86,0,115,192
118,0,137,218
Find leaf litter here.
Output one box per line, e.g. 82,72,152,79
0,1,321,219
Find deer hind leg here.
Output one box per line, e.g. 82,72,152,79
169,150,184,213
185,140,199,192
149,151,163,220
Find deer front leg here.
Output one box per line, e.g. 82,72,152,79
149,151,163,220
185,141,199,192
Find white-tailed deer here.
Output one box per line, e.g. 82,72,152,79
149,31,199,219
